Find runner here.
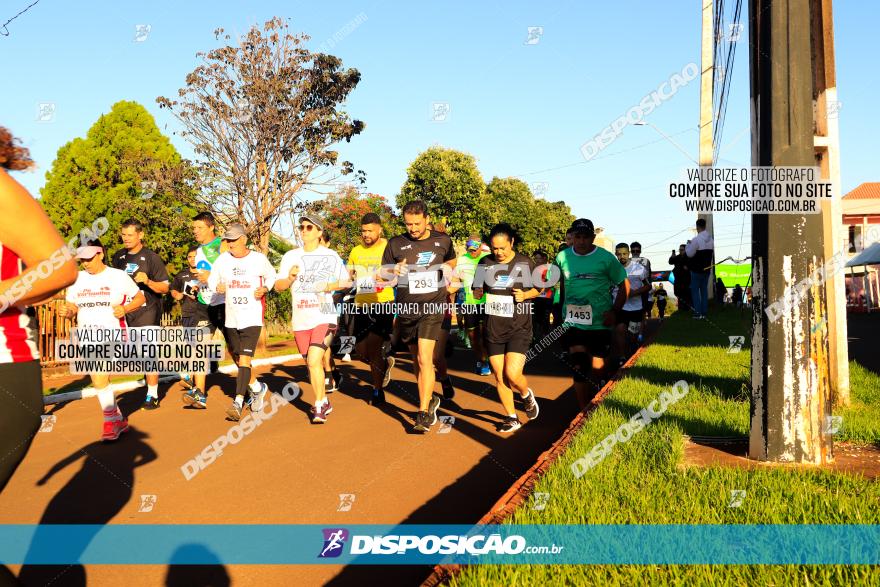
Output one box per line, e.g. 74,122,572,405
431,220,456,401
556,219,629,409
629,241,652,341
531,250,553,340
58,239,146,440
347,213,395,405
471,223,541,433
655,284,668,321
612,243,650,366
111,218,170,410
550,232,573,329
182,212,229,408
0,136,77,491
170,245,211,389
275,215,349,423
685,219,715,319
207,223,277,421
455,235,490,376
320,230,344,394
379,200,456,433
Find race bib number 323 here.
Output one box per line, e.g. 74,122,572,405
566,304,592,325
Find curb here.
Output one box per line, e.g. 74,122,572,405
420,335,657,587
43,353,303,406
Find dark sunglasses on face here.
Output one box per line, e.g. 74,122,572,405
298,224,319,232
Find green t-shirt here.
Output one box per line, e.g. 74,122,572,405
457,251,489,305
555,246,627,330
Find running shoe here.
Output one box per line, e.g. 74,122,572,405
182,387,207,409
101,417,129,441
311,401,331,424
370,387,386,406
226,401,243,422
498,417,522,434
249,381,268,412
382,356,395,388
342,353,352,362
474,361,483,375
141,396,160,411
479,362,491,376
522,389,540,420
412,410,431,433
427,393,442,425
439,377,455,401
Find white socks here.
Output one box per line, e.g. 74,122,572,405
96,386,120,420
146,384,158,399
249,380,261,393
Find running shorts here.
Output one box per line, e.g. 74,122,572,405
352,303,393,343
295,323,337,352
396,312,444,346
562,328,612,356
225,325,262,357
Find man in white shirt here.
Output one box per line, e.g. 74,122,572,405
685,218,715,319
207,223,277,421
612,243,650,365
275,214,350,424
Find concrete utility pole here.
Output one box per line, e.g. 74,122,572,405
749,0,833,463
698,0,716,299
812,0,850,406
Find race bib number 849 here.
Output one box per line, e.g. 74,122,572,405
566,304,592,325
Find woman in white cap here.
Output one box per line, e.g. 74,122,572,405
0,129,77,491
58,239,145,441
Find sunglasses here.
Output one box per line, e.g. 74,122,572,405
298,224,319,232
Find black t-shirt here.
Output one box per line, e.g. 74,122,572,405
111,246,169,319
172,268,210,321
381,230,456,307
655,289,668,302
476,253,536,343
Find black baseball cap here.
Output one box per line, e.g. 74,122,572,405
570,218,595,235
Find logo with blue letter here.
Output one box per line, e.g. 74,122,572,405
318,528,349,558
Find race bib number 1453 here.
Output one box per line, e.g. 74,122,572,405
566,304,592,325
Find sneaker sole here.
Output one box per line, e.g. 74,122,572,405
382,358,395,388
225,407,242,421
102,421,130,442
499,424,522,434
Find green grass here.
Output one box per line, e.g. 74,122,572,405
452,310,880,586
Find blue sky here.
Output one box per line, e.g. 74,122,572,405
3,0,877,268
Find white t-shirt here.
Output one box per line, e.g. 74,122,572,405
66,267,142,329
207,251,277,330
611,261,649,311
278,246,349,332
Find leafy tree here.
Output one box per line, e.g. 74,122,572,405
39,100,199,281
485,177,574,255
315,187,395,259
157,16,365,253
397,146,494,241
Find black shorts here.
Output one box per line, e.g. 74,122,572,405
225,325,262,357
397,312,445,346
0,360,42,493
353,303,394,343
206,304,226,336
615,309,644,325
458,304,484,330
485,333,532,357
125,306,160,327
181,315,211,329
562,327,612,356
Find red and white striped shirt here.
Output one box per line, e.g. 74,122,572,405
0,242,40,363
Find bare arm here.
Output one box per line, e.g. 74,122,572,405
0,170,77,307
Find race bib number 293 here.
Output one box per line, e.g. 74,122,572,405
566,304,592,325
